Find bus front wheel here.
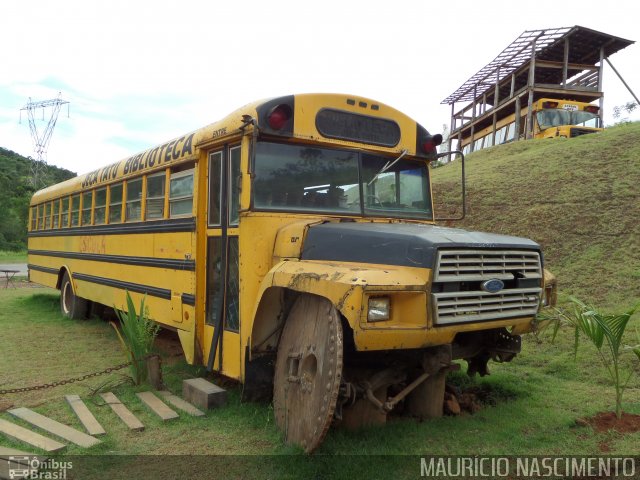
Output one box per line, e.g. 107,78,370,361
60,272,88,320
273,294,344,453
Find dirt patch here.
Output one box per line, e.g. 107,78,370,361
580,411,640,434
154,329,186,364
2,279,43,289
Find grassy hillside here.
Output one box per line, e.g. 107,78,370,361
432,122,640,309
0,147,75,251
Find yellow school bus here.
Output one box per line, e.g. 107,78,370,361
28,93,556,452
461,98,603,155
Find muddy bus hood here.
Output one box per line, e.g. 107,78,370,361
300,222,541,269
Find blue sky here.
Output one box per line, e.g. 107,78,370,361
1,0,638,174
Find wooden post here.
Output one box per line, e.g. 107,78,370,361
515,96,522,140
472,87,477,120
146,355,163,390
525,38,537,139
562,37,569,88
598,46,605,127
510,73,515,98
470,125,475,152
492,112,497,146
494,67,501,104
407,370,447,419
449,102,455,162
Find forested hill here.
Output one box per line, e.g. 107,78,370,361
0,147,76,250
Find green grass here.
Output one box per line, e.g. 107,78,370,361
1,288,639,479
0,249,27,264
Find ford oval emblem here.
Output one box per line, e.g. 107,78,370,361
481,279,504,293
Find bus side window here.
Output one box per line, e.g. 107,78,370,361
485,134,494,148
52,199,60,229
124,178,142,222
169,168,194,218
496,126,506,145
37,205,44,230
61,197,70,228
95,188,107,225
30,207,37,231
126,179,142,222
109,183,123,224
71,195,80,227
44,202,51,229
82,191,93,225
229,146,241,226
208,152,222,225
146,172,166,220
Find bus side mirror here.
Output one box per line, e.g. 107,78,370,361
432,150,466,221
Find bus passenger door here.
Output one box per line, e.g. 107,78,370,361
204,145,241,379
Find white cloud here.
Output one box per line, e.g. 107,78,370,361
1,0,638,174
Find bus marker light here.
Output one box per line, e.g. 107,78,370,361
422,134,443,154
267,104,292,130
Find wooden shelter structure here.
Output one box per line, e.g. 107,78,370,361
442,26,634,154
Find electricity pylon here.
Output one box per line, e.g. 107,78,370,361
19,93,70,189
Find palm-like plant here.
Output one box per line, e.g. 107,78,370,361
556,297,639,419
110,292,160,385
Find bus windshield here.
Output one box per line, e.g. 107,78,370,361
536,109,599,129
253,141,432,219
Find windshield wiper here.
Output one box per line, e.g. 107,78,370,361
367,149,408,186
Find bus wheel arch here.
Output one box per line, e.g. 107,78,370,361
245,288,354,406
250,287,354,356
58,268,89,320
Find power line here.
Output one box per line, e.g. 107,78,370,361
19,92,70,189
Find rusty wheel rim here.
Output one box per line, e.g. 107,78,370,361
273,295,343,453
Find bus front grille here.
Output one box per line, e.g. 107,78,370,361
432,249,542,325
570,128,596,138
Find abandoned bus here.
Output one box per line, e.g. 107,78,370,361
28,93,556,452
461,97,603,154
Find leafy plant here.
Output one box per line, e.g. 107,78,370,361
555,297,639,419
110,291,160,385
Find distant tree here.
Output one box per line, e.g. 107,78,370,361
0,147,75,250
613,101,638,124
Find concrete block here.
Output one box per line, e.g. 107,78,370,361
183,378,227,410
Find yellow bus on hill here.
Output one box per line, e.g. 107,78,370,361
461,97,603,155
28,93,556,452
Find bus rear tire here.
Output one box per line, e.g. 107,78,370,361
60,272,89,320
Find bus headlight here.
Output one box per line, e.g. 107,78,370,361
368,297,390,322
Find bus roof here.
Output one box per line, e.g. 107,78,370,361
31,93,429,205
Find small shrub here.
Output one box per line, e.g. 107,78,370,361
554,297,639,419
110,291,160,385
